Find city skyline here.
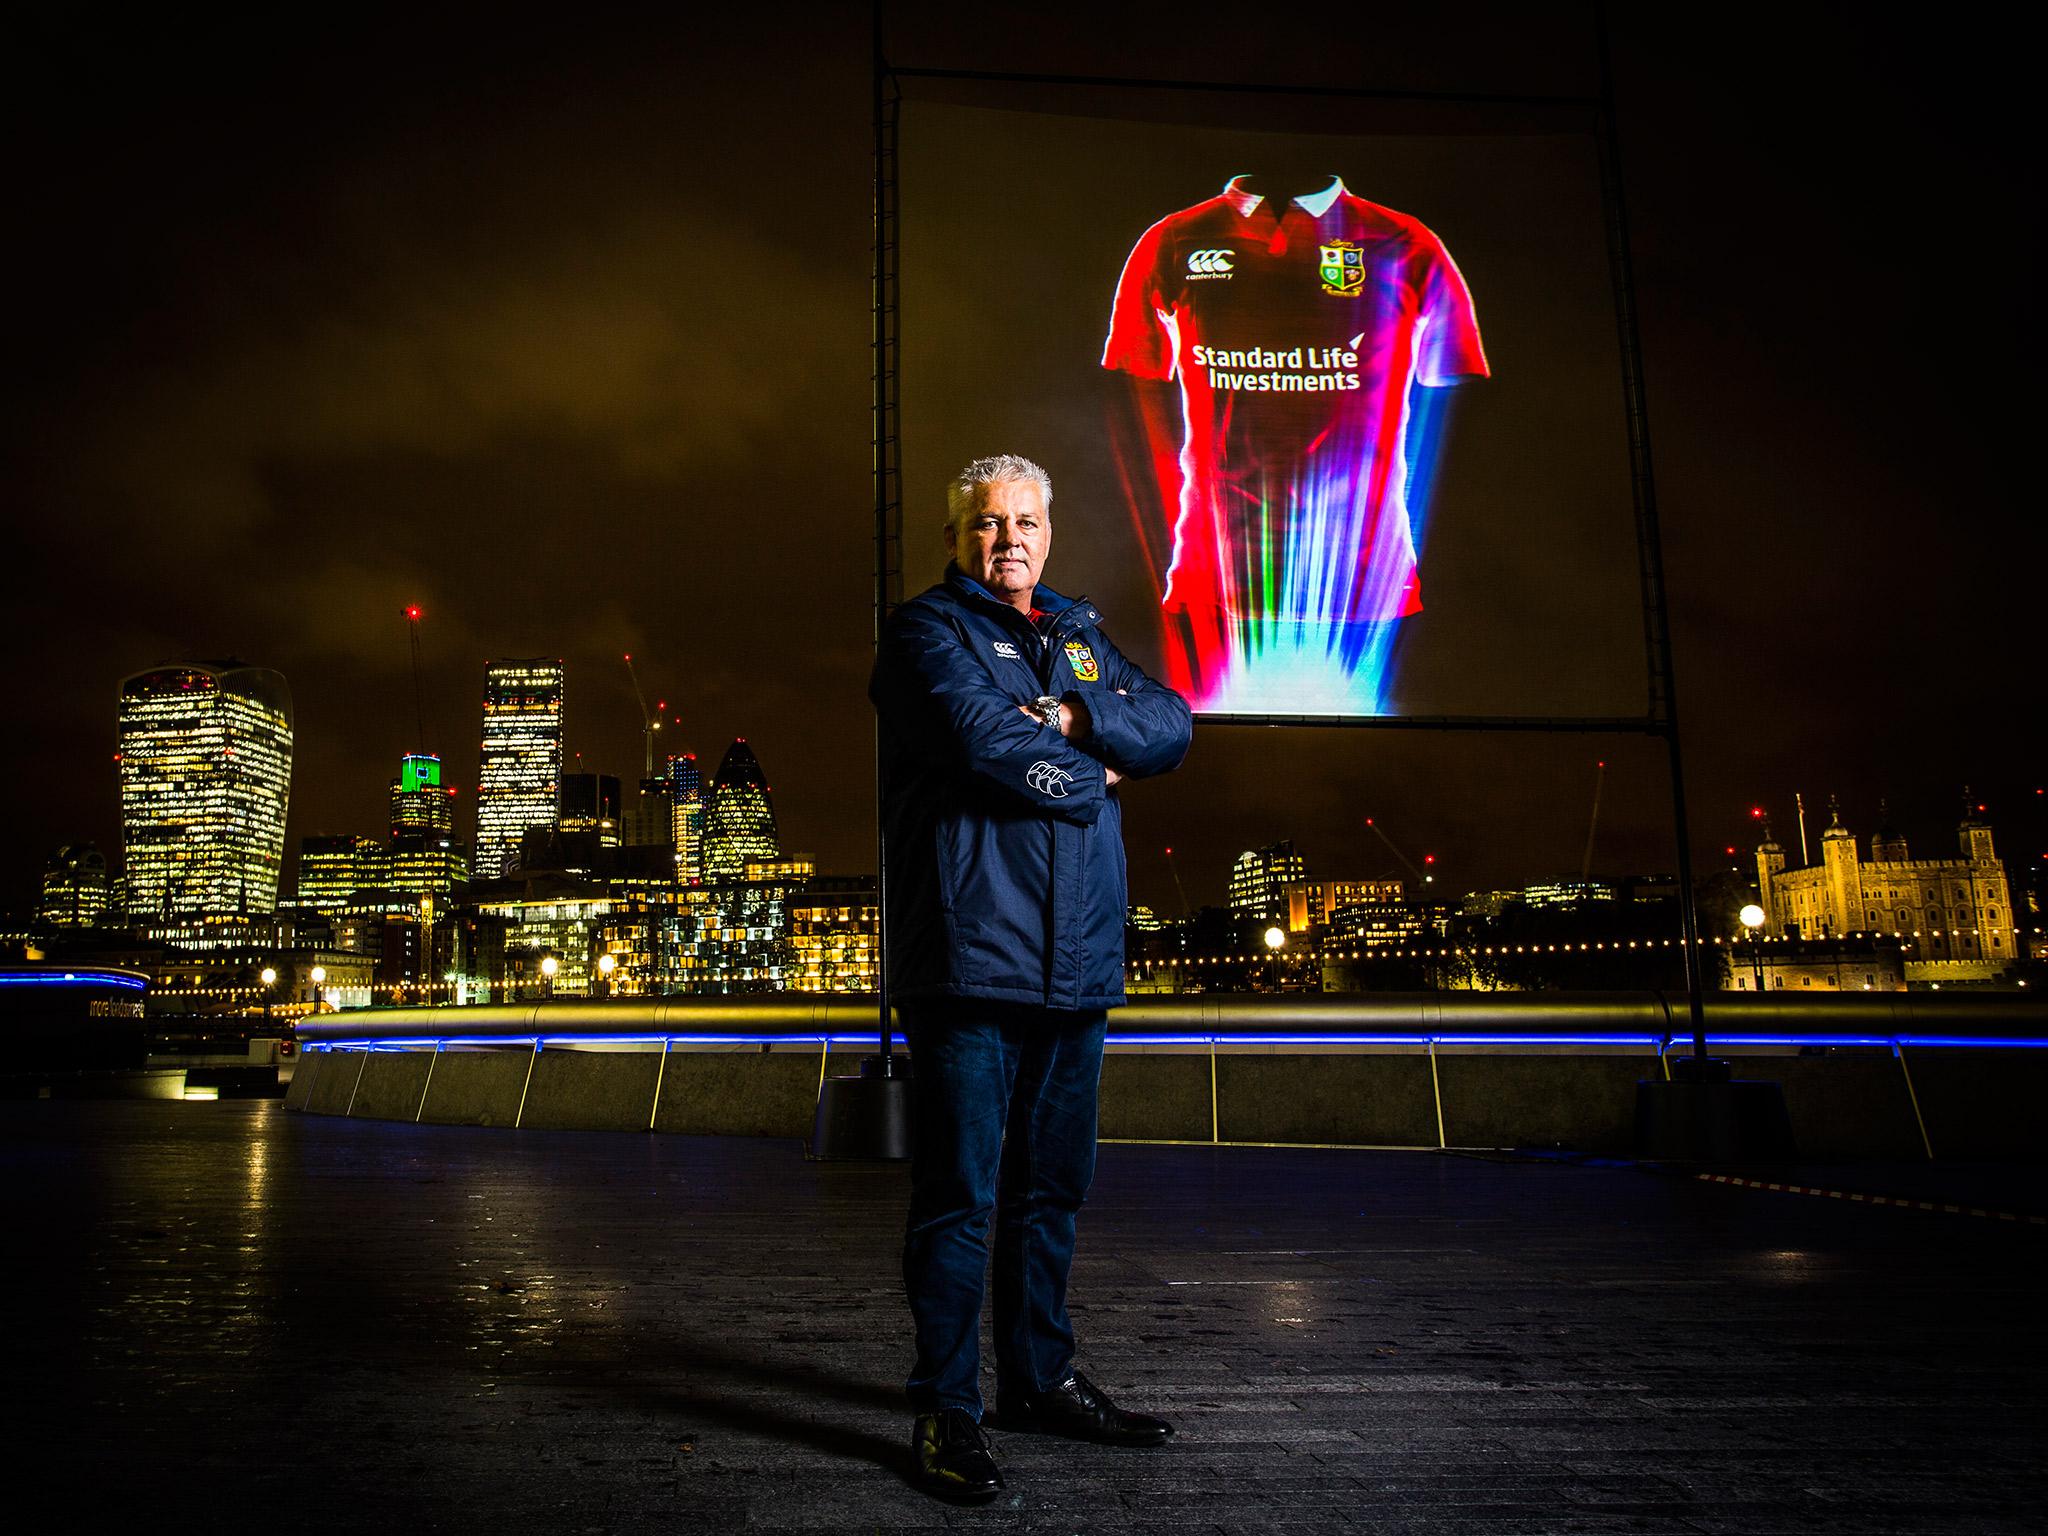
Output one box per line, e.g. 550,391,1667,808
2,7,2037,918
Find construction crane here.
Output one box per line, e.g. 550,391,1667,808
622,654,663,777
1163,846,1191,916
1364,816,1432,886
402,604,426,752
1578,759,1607,883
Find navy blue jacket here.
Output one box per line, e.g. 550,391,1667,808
871,567,1193,1011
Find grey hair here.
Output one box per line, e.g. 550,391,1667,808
945,454,1053,526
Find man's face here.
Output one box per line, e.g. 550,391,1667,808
946,478,1051,608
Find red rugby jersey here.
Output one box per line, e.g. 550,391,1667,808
1103,176,1488,625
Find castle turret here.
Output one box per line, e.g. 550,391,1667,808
1819,795,1858,936
1958,788,1996,865
1756,817,1787,936
1870,799,1909,863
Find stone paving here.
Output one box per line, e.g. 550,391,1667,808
4,1100,2043,1534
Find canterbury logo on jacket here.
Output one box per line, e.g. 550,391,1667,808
871,566,1194,1011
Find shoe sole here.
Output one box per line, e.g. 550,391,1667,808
995,1415,1171,1447
914,1477,1004,1505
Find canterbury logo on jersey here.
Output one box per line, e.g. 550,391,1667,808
1186,248,1234,278
1025,761,1074,798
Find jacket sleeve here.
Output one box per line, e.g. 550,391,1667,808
1074,633,1193,780
873,606,1108,826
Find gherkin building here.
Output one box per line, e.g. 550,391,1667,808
701,739,779,880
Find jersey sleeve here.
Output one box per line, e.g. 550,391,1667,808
1414,233,1489,386
1101,218,1178,381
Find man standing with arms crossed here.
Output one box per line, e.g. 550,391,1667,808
870,454,1194,1503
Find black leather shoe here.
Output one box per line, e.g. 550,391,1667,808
996,1370,1173,1446
911,1408,1004,1503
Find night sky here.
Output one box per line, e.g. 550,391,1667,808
4,4,2036,917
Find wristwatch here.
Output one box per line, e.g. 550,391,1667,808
1031,695,1064,731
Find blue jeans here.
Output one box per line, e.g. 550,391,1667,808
902,1000,1108,1418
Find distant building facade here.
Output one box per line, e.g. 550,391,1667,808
668,753,704,884
474,659,564,878
1284,879,1404,933
702,740,779,881
39,843,111,929
1757,799,2017,977
297,834,388,910
118,662,294,920
787,878,879,992
1229,841,1307,922
559,772,623,849
389,752,456,838
623,775,673,854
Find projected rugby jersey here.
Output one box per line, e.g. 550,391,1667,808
1103,175,1487,626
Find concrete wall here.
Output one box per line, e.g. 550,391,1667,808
289,1042,2045,1161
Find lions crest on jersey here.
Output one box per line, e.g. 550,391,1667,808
1063,640,1100,683
1318,240,1365,297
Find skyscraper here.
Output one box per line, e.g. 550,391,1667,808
474,659,564,879
668,752,705,884
558,772,623,848
623,775,673,853
297,834,389,909
118,662,294,920
389,752,456,838
701,739,778,881
39,843,110,929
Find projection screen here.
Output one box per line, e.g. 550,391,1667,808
899,92,1646,724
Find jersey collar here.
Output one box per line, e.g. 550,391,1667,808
1222,174,1347,219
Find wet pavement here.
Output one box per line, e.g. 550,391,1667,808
4,1100,2043,1534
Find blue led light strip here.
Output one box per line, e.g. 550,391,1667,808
0,971,148,990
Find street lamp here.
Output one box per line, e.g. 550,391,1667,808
597,951,617,996
309,964,327,1013
539,953,559,999
259,965,277,1028
1263,925,1286,993
1738,904,1767,993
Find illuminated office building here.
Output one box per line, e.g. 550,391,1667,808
388,834,468,901
39,843,111,929
118,662,294,920
298,834,388,910
668,753,704,884
558,772,623,849
474,659,564,879
787,877,879,992
665,873,799,993
1284,879,1405,933
701,739,778,881
1228,840,1307,922
389,753,456,837
623,775,673,852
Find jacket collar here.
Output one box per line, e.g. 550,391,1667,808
943,565,1100,635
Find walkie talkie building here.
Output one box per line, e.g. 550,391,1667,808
117,662,294,920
